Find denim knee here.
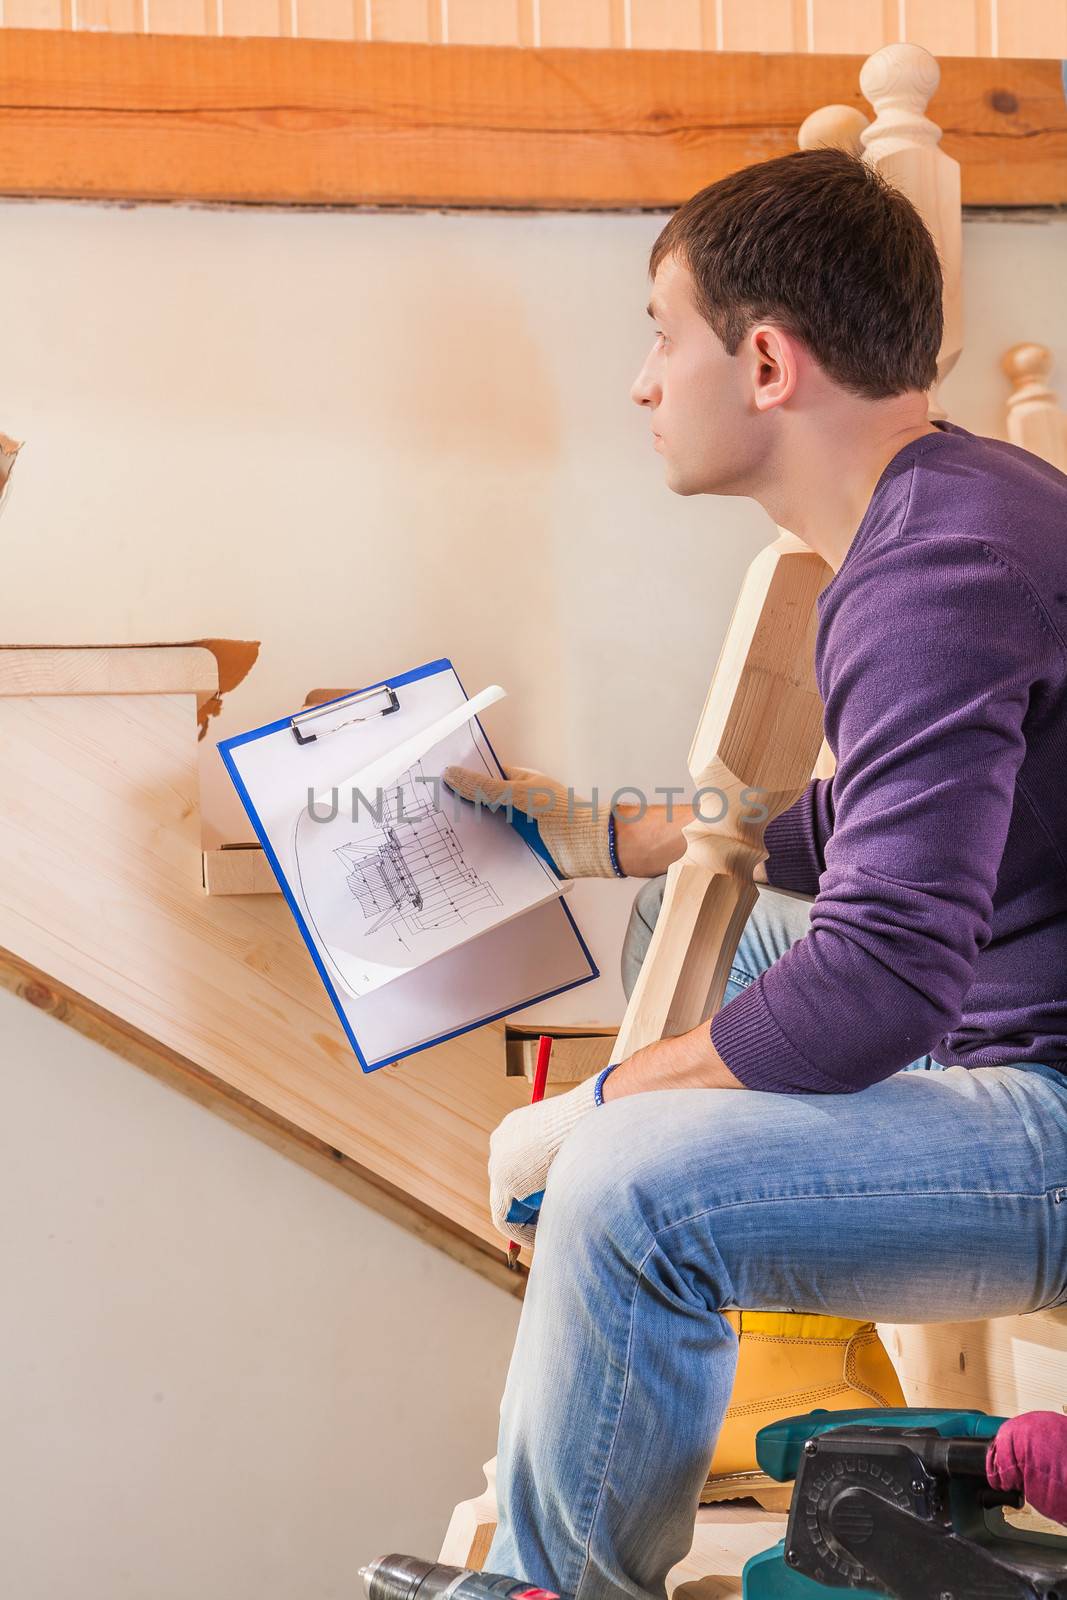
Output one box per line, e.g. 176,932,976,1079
542,1100,741,1318
541,1104,657,1265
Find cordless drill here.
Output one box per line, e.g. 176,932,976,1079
360,1554,568,1600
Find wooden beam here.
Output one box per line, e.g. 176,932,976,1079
0,31,1063,207
0,941,529,1299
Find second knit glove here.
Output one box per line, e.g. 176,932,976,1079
489,1068,617,1248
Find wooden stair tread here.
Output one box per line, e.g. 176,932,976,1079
0,651,533,1276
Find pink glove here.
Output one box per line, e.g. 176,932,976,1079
986,1411,1067,1527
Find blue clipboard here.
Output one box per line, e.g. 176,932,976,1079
217,657,599,1072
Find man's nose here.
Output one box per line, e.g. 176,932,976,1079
630,359,660,408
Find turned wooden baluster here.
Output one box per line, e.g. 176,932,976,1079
610,535,830,1062
1002,343,1067,472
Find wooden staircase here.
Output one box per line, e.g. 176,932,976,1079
0,643,535,1293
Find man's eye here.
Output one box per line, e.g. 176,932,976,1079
655,330,668,346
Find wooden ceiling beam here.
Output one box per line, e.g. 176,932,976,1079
0,30,1063,208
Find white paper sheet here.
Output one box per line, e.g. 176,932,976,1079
227,662,575,998
223,667,594,1059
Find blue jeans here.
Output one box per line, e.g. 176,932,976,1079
485,881,1067,1600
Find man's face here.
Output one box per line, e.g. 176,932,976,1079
631,252,758,497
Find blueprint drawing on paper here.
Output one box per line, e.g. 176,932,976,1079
333,762,503,950
291,746,562,999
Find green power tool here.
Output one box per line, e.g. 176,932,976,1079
741,1407,1067,1600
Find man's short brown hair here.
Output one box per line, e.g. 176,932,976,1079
649,147,943,401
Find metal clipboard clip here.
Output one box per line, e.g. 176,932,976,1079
289,683,401,746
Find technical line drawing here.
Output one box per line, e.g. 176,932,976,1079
332,761,502,950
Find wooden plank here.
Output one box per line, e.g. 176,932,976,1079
720,0,799,52
630,0,703,51
810,0,884,54
202,844,283,895
144,0,216,33
292,0,362,41
0,638,259,739
367,0,437,42
219,0,288,34
0,644,219,711
998,0,1067,59
504,1022,619,1083
0,941,527,1298
537,0,612,48
76,0,143,29
2,0,69,24
880,1311,1067,1416
0,31,1063,207
445,0,521,46
905,0,983,57
8,0,1067,57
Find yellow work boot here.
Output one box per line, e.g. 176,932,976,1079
700,1311,906,1510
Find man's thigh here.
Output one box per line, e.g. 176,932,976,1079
547,1064,1067,1322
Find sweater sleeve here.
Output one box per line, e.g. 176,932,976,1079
711,537,1039,1094
761,778,835,896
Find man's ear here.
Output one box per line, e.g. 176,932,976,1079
747,325,798,414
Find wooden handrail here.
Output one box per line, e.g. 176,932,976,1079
0,31,1063,207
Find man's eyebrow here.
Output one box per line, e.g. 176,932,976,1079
646,301,663,321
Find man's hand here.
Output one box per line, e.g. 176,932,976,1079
601,1023,746,1101
443,764,621,879
488,1075,600,1247
487,1023,747,1246
442,767,772,885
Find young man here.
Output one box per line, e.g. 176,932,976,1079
443,147,1067,1600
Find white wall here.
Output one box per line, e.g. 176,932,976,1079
0,984,519,1599
1,200,1063,1018
1,197,1065,1600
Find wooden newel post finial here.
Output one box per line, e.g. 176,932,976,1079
859,42,943,156
1001,343,1067,470
796,104,869,155
858,43,962,415
610,535,831,1065
1003,341,1054,410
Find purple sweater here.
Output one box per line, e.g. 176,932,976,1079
711,420,1067,1094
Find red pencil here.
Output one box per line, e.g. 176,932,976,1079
508,1033,553,1261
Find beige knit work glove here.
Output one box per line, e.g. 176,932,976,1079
489,1075,601,1248
441,764,624,880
